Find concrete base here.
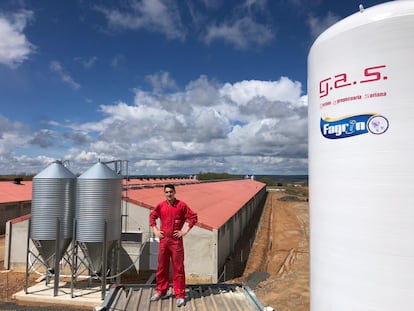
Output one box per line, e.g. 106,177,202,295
13,281,106,310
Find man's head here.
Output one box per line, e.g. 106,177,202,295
164,184,176,202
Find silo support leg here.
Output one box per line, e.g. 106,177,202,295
54,218,61,297
25,218,31,294
102,221,107,300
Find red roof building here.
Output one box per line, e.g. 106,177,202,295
0,180,32,204
1,178,267,284
0,180,32,234
126,179,265,231
123,179,267,283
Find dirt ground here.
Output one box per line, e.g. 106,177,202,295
240,190,310,311
0,188,309,310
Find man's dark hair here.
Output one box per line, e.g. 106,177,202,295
164,184,176,192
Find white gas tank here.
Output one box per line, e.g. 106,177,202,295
308,1,414,310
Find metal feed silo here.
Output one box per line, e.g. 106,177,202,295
308,1,414,310
76,161,122,273
31,160,76,269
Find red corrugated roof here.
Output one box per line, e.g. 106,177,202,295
126,179,266,231
0,181,32,203
0,179,266,232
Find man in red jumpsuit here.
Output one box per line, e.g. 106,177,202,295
149,184,198,307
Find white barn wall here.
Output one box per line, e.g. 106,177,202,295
184,226,217,283
124,201,218,283
124,202,152,242
5,218,33,271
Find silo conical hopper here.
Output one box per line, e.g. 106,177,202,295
76,161,122,274
31,161,76,269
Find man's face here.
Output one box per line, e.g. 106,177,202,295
164,187,175,201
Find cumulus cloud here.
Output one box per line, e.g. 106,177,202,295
204,16,274,49
202,0,274,50
96,1,275,50
50,61,81,90
0,74,307,175
29,129,57,148
221,77,303,106
146,71,178,93
308,11,340,38
0,10,35,68
0,115,11,139
96,0,186,40
0,115,33,165
8,154,56,176
69,75,306,174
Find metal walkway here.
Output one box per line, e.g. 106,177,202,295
99,283,265,311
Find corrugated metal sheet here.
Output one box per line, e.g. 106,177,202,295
32,161,76,240
100,284,265,311
126,179,266,230
0,177,197,205
0,179,266,231
0,181,32,203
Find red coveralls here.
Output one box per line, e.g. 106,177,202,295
149,199,198,299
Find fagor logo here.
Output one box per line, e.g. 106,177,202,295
320,113,389,139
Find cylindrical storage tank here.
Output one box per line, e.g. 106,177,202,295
31,160,76,268
76,161,122,272
308,2,414,310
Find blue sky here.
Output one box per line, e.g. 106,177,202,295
0,0,387,175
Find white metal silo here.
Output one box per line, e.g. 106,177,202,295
76,161,122,273
31,160,76,269
308,1,414,310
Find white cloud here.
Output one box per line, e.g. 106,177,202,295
0,115,30,155
0,10,35,68
0,115,55,174
75,56,98,69
204,16,274,49
111,54,126,68
9,155,56,175
96,1,275,50
220,77,302,106
308,11,340,38
0,74,307,175
74,75,306,174
242,0,268,13
146,71,178,93
50,61,81,90
96,0,186,40
29,129,57,148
